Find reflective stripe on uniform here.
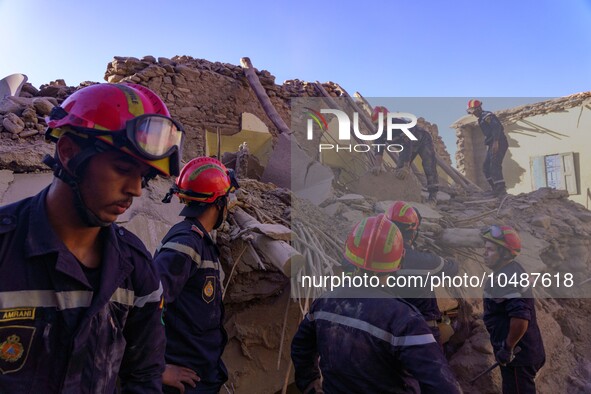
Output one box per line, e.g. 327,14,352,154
110,287,135,306
0,285,163,310
0,290,93,310
159,242,219,270
307,311,436,347
133,282,163,307
158,241,225,283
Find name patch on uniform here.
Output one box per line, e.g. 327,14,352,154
202,276,215,304
0,308,36,323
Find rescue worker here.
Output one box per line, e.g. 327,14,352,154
386,201,458,344
481,225,545,393
467,99,509,196
291,214,461,393
0,83,184,393
156,157,240,394
371,106,439,204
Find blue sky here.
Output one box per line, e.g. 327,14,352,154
1,0,590,156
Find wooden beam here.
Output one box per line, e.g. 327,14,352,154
240,57,290,137
313,82,376,168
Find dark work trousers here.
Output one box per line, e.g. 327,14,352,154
500,361,545,394
405,140,439,194
483,138,508,190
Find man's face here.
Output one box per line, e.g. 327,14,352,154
483,240,503,269
77,150,151,224
467,107,482,117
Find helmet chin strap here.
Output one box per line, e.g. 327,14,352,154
43,150,111,228
213,196,228,230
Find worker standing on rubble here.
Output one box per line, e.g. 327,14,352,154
371,106,440,205
481,225,545,393
0,83,184,393
467,100,508,197
156,157,240,394
291,214,461,393
386,201,458,344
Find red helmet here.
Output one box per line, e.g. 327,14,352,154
386,201,421,231
344,214,405,273
174,157,239,204
46,83,184,176
481,225,521,256
371,106,389,122
467,99,482,113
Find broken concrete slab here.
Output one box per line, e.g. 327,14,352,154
530,214,552,229
262,133,334,206
410,202,442,220
439,228,483,248
518,231,550,273
346,170,422,202
1,173,51,205
322,202,344,217
0,170,14,202
341,209,367,225
421,190,451,201
374,200,396,214
337,194,366,203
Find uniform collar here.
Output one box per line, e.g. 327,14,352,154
25,186,63,258
187,217,216,245
24,187,133,293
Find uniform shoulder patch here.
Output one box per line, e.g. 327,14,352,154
191,225,204,238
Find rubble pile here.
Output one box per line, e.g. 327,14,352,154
2,56,591,393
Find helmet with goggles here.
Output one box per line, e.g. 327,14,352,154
46,83,184,177
481,225,521,257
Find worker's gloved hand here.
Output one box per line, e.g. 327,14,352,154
495,342,515,366
303,378,324,394
394,166,410,180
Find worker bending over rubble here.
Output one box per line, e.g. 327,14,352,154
387,201,458,344
291,214,461,393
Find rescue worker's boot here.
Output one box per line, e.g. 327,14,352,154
427,190,438,206
493,182,507,197
480,179,496,197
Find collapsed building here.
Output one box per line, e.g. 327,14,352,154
1,56,591,393
453,93,591,208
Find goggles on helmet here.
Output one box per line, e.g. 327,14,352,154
54,109,185,162
482,225,504,240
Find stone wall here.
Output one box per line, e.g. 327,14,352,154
104,56,453,167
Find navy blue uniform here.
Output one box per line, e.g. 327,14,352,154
395,247,458,342
0,187,166,393
483,261,545,393
377,125,439,195
291,286,461,393
154,218,228,393
477,110,508,191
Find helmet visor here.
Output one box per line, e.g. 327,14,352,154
130,114,184,159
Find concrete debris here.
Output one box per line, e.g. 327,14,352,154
2,56,590,394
